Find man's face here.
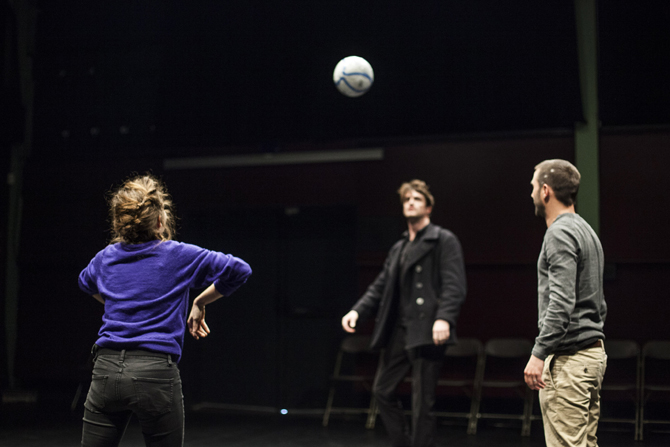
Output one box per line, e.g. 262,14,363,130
403,190,431,221
531,170,546,218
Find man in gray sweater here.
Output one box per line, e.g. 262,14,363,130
524,159,607,447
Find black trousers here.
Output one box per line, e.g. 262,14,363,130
81,347,184,447
372,326,445,447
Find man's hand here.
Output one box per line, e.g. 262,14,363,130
432,319,450,345
524,355,546,390
341,310,359,333
188,304,211,340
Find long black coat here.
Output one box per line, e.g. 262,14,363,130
352,223,466,350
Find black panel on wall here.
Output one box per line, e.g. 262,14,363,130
599,1,670,126
33,1,582,158
179,205,356,408
179,206,280,407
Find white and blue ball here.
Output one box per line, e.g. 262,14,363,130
333,56,374,98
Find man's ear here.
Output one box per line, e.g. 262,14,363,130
542,184,551,203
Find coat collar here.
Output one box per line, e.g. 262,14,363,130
401,222,440,242
400,223,439,278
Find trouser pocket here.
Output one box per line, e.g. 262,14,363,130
132,377,175,416
84,374,109,412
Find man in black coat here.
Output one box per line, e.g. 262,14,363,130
342,179,467,447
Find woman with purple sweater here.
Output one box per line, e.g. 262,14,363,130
78,174,251,447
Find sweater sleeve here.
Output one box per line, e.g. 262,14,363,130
531,226,579,360
185,245,252,296
78,251,103,295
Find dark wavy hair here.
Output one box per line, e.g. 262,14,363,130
397,179,435,208
108,174,176,244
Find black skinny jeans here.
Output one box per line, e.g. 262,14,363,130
81,348,184,447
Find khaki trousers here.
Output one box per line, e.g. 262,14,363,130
539,342,607,447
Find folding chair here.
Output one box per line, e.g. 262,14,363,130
598,339,641,440
322,334,379,428
433,337,484,430
639,340,670,440
469,338,535,436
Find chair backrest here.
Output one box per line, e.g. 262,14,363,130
601,340,639,388
643,340,670,360
605,340,639,359
485,338,533,358
447,337,483,357
340,334,373,354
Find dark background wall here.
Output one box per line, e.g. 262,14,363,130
31,1,582,151
2,1,670,410
8,130,670,409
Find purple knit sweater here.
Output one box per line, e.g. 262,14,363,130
79,240,252,361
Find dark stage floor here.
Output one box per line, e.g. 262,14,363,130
2,398,669,447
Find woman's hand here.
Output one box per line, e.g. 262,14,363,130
188,304,211,340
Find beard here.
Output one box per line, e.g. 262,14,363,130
405,215,423,224
534,199,546,218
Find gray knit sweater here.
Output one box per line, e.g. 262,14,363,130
531,213,607,361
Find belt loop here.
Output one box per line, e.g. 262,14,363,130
90,344,99,363
167,354,173,366
119,349,126,362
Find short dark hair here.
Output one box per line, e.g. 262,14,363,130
534,159,581,207
397,179,435,207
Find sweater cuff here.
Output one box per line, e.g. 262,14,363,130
531,346,548,361
78,278,98,296
213,280,235,297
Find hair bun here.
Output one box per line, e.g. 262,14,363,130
108,174,175,245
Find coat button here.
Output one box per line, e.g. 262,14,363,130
415,265,422,273
416,297,424,305
416,282,423,289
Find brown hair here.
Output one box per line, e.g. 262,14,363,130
109,174,176,244
397,179,435,207
534,159,581,207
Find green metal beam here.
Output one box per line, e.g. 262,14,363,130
574,0,600,234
